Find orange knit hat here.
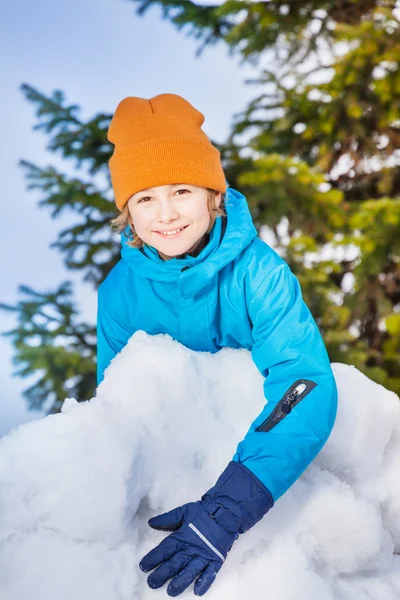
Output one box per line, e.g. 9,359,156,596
107,94,227,210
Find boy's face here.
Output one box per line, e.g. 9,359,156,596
127,184,221,257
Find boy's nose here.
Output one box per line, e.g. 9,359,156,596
158,201,179,222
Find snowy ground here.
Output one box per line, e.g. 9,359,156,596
0,331,399,600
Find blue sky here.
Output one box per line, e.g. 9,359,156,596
0,0,259,436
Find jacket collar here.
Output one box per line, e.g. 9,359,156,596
120,186,257,298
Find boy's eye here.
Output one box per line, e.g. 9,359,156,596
137,189,189,203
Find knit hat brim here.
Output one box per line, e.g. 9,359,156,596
110,138,227,210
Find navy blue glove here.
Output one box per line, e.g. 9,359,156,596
139,461,274,596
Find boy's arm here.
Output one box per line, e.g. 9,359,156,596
137,263,334,595
96,283,134,385
232,263,338,501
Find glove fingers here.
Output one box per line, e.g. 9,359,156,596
193,562,222,596
148,506,187,532
147,550,192,590
139,537,180,573
167,557,208,597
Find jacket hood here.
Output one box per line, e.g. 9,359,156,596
120,186,257,298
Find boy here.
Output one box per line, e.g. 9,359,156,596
97,93,338,597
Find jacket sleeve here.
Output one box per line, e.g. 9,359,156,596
96,283,134,385
232,263,338,501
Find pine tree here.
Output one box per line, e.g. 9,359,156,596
2,0,399,414
1,87,118,412
129,0,400,392
0,283,96,412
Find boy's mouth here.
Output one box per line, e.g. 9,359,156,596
155,225,189,239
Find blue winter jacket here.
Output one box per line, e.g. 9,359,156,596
97,186,338,502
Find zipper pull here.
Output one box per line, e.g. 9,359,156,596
287,383,307,402
255,379,317,433
282,383,308,414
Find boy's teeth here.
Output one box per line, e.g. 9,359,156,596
162,228,183,236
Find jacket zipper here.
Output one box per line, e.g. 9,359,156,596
255,379,317,433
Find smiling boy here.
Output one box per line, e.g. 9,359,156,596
111,184,223,261
97,93,338,597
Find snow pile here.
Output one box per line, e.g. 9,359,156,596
0,331,400,600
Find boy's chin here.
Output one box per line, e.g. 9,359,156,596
154,236,206,260
145,227,208,259
148,238,191,258
157,243,193,258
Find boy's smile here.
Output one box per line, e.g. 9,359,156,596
127,184,221,258
154,224,190,238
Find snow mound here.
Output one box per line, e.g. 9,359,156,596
1,332,400,600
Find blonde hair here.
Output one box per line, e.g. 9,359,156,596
111,188,226,249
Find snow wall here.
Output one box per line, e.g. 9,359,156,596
1,331,400,600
